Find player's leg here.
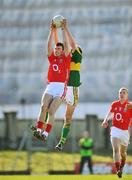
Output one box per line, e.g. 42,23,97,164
55,104,76,151
79,156,86,174
55,86,79,151
32,112,49,139
87,156,93,174
41,97,63,140
111,137,122,177
31,93,52,140
120,145,127,172
37,93,52,127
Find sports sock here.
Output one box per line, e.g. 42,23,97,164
45,123,52,132
42,123,52,137
115,162,120,171
120,159,125,169
36,121,44,129
60,123,71,144
41,123,52,138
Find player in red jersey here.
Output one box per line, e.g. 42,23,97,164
102,87,132,178
31,20,71,141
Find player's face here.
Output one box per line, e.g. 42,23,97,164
119,89,128,102
83,131,89,138
55,46,63,56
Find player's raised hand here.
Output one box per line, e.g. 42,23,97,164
62,19,67,29
127,103,132,109
50,20,56,29
102,121,108,128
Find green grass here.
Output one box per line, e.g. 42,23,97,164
0,175,132,180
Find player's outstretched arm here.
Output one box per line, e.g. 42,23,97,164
47,21,54,56
53,26,59,44
64,19,76,52
102,111,113,128
61,19,70,56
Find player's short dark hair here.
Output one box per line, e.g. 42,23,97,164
119,87,128,93
56,42,64,50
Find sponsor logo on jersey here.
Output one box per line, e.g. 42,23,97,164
60,59,63,63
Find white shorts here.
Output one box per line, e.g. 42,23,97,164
44,82,66,98
110,126,129,146
65,86,79,105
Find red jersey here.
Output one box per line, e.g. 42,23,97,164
47,51,71,83
110,100,132,130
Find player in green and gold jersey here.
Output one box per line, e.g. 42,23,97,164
55,19,82,151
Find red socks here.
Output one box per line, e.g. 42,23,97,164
115,162,120,171
36,122,52,138
45,123,52,133
36,121,52,132
36,121,44,129
120,159,125,168
115,160,125,172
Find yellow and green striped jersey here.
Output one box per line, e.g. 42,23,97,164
68,47,82,87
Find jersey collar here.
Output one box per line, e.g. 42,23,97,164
119,100,128,106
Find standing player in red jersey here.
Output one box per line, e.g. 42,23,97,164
102,87,132,178
31,20,71,141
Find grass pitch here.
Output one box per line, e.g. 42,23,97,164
0,175,132,180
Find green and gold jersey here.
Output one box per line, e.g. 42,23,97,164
68,47,82,87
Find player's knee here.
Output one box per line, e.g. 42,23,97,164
113,147,119,154
120,151,127,158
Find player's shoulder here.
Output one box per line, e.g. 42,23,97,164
76,47,82,56
111,100,119,106
80,138,85,143
72,47,82,55
48,51,55,58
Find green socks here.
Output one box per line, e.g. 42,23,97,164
60,123,71,144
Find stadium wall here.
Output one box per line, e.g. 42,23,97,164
0,0,132,104
0,115,132,153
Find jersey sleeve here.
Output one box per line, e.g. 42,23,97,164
128,103,132,126
48,51,55,62
130,109,132,126
109,102,115,113
79,138,84,145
